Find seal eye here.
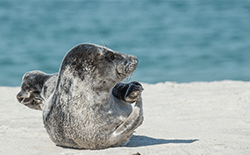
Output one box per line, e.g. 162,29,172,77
110,54,115,61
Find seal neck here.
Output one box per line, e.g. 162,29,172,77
56,71,114,107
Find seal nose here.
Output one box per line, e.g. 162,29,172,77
133,57,138,64
123,56,138,65
128,56,138,65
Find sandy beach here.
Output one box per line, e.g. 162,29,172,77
1,81,250,155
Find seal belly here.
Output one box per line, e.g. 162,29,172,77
44,98,132,149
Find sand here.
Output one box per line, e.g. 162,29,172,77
1,81,250,155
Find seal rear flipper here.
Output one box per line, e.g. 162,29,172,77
109,98,143,146
17,70,58,111
16,90,44,110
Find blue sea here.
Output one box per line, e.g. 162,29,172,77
0,1,250,86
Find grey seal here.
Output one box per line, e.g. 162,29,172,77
17,43,144,149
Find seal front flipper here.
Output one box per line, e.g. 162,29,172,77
109,98,143,146
112,82,128,101
43,94,55,124
112,81,143,104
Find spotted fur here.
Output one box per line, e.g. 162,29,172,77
17,43,143,149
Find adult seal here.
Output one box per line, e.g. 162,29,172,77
17,43,144,149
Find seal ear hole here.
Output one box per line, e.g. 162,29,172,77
110,54,115,61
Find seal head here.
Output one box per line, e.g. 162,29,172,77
57,43,138,92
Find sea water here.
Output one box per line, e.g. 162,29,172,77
0,1,250,86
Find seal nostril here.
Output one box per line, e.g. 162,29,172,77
124,60,128,65
133,57,138,63
130,57,138,64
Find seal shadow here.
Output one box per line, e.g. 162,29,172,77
125,135,198,147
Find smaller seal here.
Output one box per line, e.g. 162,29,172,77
16,70,58,110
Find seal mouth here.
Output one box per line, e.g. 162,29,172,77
116,55,138,79
116,65,137,79
116,69,127,78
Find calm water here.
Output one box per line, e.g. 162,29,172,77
0,1,250,86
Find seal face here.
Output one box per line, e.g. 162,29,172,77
17,43,143,150
57,43,139,91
